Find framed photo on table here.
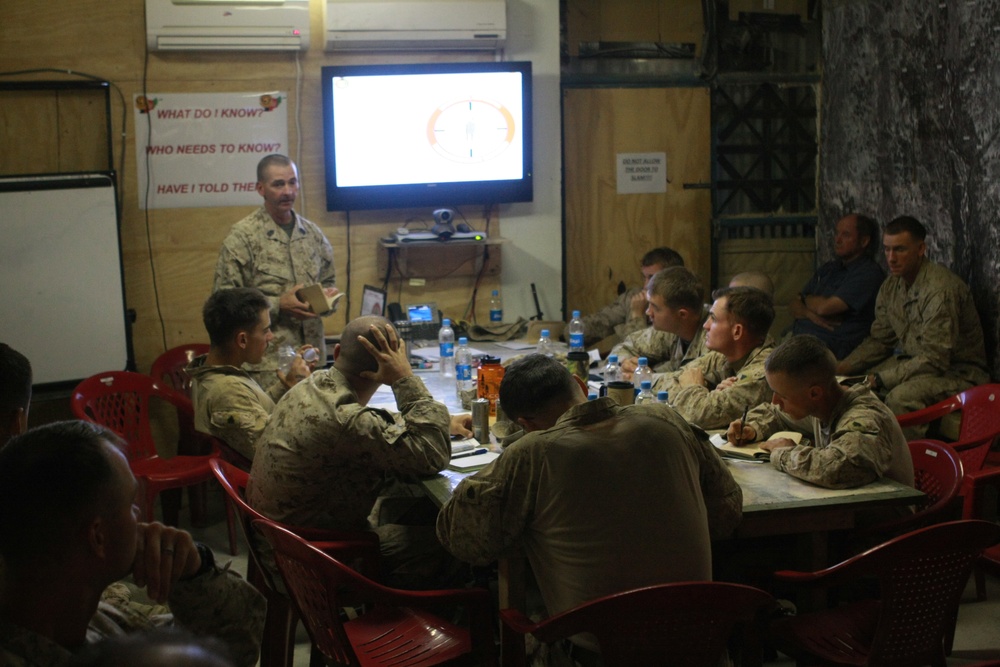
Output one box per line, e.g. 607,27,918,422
361,285,386,317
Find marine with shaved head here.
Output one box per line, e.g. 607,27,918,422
248,315,472,588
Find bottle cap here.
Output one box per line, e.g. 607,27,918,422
458,337,468,344
638,357,648,365
572,310,580,318
480,355,501,365
657,391,669,400
492,289,499,296
442,318,451,325
608,355,618,363
541,329,550,337
641,380,652,390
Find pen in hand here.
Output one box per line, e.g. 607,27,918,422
736,405,749,448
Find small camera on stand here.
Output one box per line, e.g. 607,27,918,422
431,208,456,240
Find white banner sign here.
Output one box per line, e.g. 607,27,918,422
134,92,288,209
616,152,668,194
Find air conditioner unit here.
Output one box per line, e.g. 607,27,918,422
146,0,311,51
325,0,505,52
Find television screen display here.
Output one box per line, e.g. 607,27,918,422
321,61,533,211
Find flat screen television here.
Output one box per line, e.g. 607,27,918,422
321,61,533,211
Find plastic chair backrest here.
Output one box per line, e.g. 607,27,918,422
209,458,277,585
72,371,189,462
909,439,964,518
953,384,1000,442
897,384,1000,472
780,520,1000,665
151,343,210,398
253,518,486,667
501,582,773,667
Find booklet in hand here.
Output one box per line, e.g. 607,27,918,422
297,284,344,314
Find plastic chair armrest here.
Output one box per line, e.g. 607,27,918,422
896,401,958,428
499,608,539,635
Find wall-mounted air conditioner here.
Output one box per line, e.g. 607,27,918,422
146,0,311,51
325,0,505,52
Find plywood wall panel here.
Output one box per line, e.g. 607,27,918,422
563,86,711,318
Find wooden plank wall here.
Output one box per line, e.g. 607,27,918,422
563,86,712,315
0,1,501,374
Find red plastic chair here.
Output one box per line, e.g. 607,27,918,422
769,520,1000,667
499,581,774,667
150,344,213,524
897,385,1000,600
71,371,237,554
855,440,964,542
209,459,380,667
895,384,1000,476
150,343,210,398
252,518,495,667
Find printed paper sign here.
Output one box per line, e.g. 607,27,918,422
616,152,668,194
134,92,288,209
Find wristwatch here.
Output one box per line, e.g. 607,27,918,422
182,542,216,581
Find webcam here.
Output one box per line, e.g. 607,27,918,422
431,208,456,240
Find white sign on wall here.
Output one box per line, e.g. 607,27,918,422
616,152,668,194
134,92,289,209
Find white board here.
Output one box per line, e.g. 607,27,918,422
0,174,129,385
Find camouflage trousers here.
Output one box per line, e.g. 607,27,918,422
870,358,974,440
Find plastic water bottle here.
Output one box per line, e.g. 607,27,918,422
536,329,554,357
489,290,503,322
439,318,455,378
277,345,296,375
455,337,474,396
633,356,653,389
657,391,669,405
603,354,620,383
635,380,655,404
568,310,585,351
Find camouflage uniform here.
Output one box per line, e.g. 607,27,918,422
0,563,265,667
248,367,450,529
580,287,649,346
652,340,776,430
187,355,287,461
839,259,989,431
213,207,336,378
746,384,914,489
248,368,455,587
610,313,709,373
437,398,741,626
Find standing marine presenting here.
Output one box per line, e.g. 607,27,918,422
213,154,338,391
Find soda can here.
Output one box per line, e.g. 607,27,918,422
471,398,491,445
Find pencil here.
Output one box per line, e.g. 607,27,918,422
737,405,749,448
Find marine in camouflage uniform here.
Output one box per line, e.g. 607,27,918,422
0,568,265,667
437,398,741,628
610,319,709,373
838,258,989,427
187,355,287,461
213,206,336,383
247,365,458,587
744,383,914,489
652,340,776,430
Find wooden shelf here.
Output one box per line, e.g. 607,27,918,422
377,238,504,280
